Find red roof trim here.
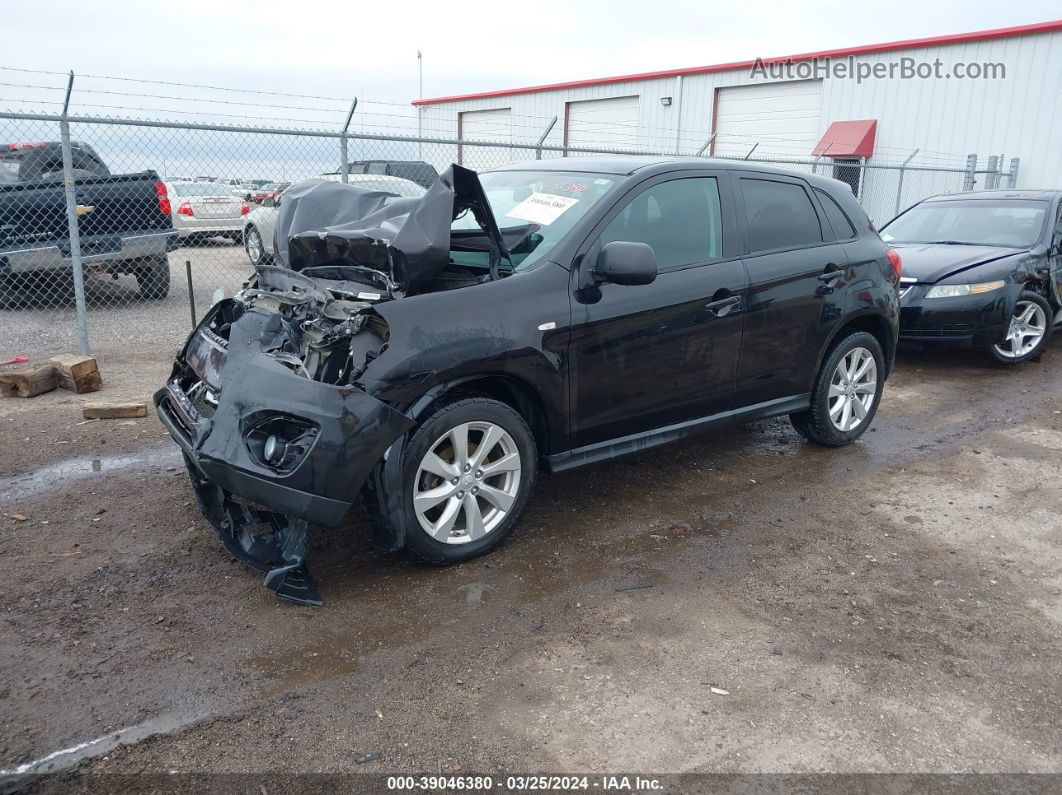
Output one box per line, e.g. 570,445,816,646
412,20,1062,105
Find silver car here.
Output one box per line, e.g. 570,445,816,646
243,174,427,266
165,181,248,244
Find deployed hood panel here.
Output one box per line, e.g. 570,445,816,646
891,243,1026,284
273,164,515,296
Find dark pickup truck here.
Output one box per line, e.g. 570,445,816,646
0,141,176,302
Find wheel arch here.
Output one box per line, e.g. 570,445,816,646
819,313,895,379
406,373,552,459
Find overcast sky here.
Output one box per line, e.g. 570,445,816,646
0,0,1057,126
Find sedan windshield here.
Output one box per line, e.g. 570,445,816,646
880,199,1047,248
452,170,615,271
173,182,234,197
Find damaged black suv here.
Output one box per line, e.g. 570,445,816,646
155,158,900,604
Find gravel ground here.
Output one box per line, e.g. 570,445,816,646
0,240,254,365
0,327,1060,789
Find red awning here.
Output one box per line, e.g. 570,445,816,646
812,120,877,158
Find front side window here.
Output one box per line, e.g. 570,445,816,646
600,177,723,269
741,178,823,253
880,199,1047,248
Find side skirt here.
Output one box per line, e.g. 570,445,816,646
544,394,811,473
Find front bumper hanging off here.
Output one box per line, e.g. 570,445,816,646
155,301,416,606
183,454,322,605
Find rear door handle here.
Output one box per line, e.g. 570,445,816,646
818,266,845,282
706,295,742,317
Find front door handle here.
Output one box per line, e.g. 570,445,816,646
706,295,742,317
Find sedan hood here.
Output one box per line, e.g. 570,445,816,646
272,164,517,296
891,243,1026,284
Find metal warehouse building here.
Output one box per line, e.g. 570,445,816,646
413,20,1062,221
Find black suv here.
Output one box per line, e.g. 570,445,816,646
156,157,900,604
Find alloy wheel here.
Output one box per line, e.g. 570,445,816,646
828,346,877,432
246,227,263,265
992,300,1047,359
413,421,522,544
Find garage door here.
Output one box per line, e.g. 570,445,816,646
566,95,640,152
459,107,512,168
712,80,823,158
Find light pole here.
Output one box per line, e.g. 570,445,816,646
417,49,423,158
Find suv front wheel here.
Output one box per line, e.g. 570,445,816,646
790,331,885,447
395,396,538,564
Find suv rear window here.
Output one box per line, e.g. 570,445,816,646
741,178,822,252
815,189,857,239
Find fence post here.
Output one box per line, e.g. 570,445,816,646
534,116,557,160
1006,157,1020,189
696,132,717,157
58,71,91,355
985,155,999,189
811,142,832,175
962,154,978,191
339,98,357,183
893,148,920,216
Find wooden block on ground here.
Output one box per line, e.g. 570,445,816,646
82,401,147,419
49,354,102,393
0,364,58,398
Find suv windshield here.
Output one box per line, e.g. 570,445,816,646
452,170,615,271
880,199,1047,248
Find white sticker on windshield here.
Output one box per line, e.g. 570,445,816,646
506,192,579,226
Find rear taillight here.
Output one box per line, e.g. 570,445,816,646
177,202,194,217
240,202,250,216
154,181,171,215
886,249,902,280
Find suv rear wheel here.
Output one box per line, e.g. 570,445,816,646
396,396,537,564
790,331,885,447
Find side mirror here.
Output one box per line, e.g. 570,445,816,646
594,241,658,286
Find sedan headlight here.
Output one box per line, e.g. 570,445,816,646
924,280,1005,298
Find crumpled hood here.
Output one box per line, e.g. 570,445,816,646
272,164,510,295
891,243,1026,284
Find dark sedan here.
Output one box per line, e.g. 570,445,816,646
881,190,1062,365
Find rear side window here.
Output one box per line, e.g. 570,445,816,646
815,189,857,239
600,177,723,269
740,178,822,252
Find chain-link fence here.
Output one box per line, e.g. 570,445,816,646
0,107,1017,371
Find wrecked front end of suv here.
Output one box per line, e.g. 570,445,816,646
154,165,516,604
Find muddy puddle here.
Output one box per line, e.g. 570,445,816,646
0,445,181,503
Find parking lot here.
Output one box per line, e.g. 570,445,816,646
1,327,1060,779
1,242,255,368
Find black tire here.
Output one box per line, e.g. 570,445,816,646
244,225,271,267
790,331,885,447
984,290,1053,366
135,255,171,300
391,395,538,565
